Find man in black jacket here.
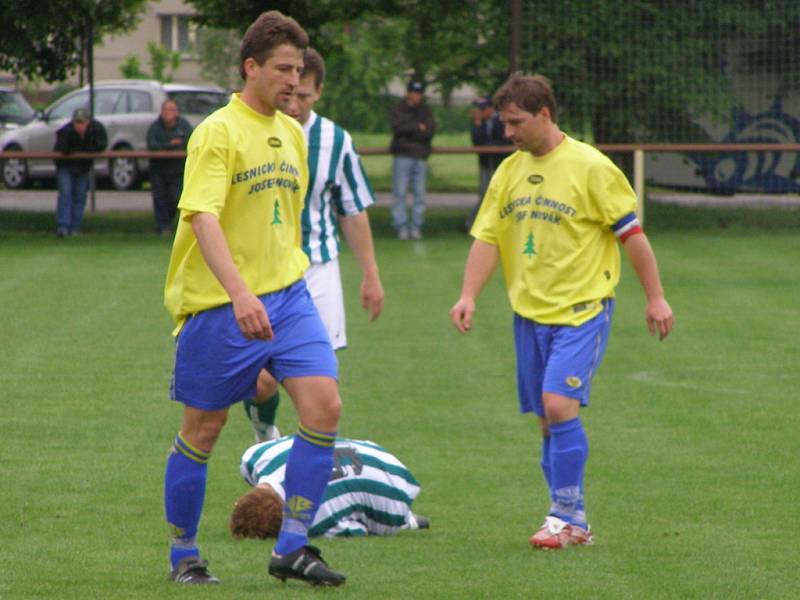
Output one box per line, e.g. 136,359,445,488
389,80,436,240
146,99,193,235
54,107,107,237
465,96,511,230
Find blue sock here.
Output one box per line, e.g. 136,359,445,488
540,434,553,492
164,433,210,569
548,417,588,528
274,424,335,556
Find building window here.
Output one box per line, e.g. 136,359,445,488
160,15,192,53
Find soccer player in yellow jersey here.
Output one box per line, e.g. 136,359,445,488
162,11,344,586
450,74,674,550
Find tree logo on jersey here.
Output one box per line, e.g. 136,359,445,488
272,199,282,225
331,446,364,481
268,136,282,148
527,174,544,185
522,232,536,257
286,495,314,518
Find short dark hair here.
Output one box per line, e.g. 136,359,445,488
493,73,558,122
239,11,309,80
301,47,326,88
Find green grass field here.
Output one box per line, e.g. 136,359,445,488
1,206,798,599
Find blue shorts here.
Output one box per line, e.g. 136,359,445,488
171,279,337,411
513,300,614,416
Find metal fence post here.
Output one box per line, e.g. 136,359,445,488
633,148,645,224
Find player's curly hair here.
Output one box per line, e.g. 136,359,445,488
493,73,558,122
239,10,309,80
229,486,284,539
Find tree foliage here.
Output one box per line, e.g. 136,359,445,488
0,0,148,82
118,43,182,82
186,0,800,141
521,0,800,143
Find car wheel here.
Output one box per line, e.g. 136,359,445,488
109,144,141,190
2,144,30,189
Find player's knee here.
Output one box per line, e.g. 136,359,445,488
255,369,279,403
542,392,579,425
182,411,228,452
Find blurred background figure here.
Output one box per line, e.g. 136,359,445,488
53,107,107,237
146,99,193,235
389,80,436,240
465,96,511,231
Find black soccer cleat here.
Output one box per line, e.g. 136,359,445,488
414,514,431,529
268,545,346,587
169,556,220,585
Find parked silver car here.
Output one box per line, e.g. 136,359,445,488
0,86,35,134
0,80,228,190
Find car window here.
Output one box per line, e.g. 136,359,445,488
167,91,228,117
126,90,153,114
49,92,88,120
96,89,123,115
0,91,35,124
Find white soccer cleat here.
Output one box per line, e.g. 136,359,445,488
254,425,281,443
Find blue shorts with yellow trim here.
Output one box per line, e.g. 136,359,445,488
170,279,337,411
513,299,614,416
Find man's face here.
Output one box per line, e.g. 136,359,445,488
283,73,321,125
73,120,89,136
245,43,304,114
499,102,548,154
406,91,423,106
161,101,179,127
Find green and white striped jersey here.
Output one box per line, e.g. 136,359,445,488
301,111,376,264
240,437,420,537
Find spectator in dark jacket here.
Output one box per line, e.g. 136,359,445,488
390,80,436,240
465,96,512,230
54,107,107,237
146,99,193,235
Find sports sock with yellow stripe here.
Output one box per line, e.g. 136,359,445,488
274,425,335,555
164,433,210,569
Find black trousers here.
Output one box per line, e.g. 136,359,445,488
151,169,183,232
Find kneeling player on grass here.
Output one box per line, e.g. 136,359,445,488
231,437,428,541
450,73,673,550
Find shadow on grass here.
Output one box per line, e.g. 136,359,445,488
0,207,474,239
2,203,798,240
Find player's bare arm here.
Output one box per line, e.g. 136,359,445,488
190,212,273,340
622,232,674,340
450,239,500,333
339,211,384,321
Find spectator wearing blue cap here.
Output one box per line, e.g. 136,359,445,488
389,79,436,240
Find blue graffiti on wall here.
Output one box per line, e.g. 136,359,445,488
692,98,800,193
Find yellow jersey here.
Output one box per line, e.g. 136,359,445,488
471,135,639,326
164,94,309,329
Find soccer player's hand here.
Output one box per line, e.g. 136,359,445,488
449,297,476,333
232,291,273,340
646,297,674,341
361,275,384,321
